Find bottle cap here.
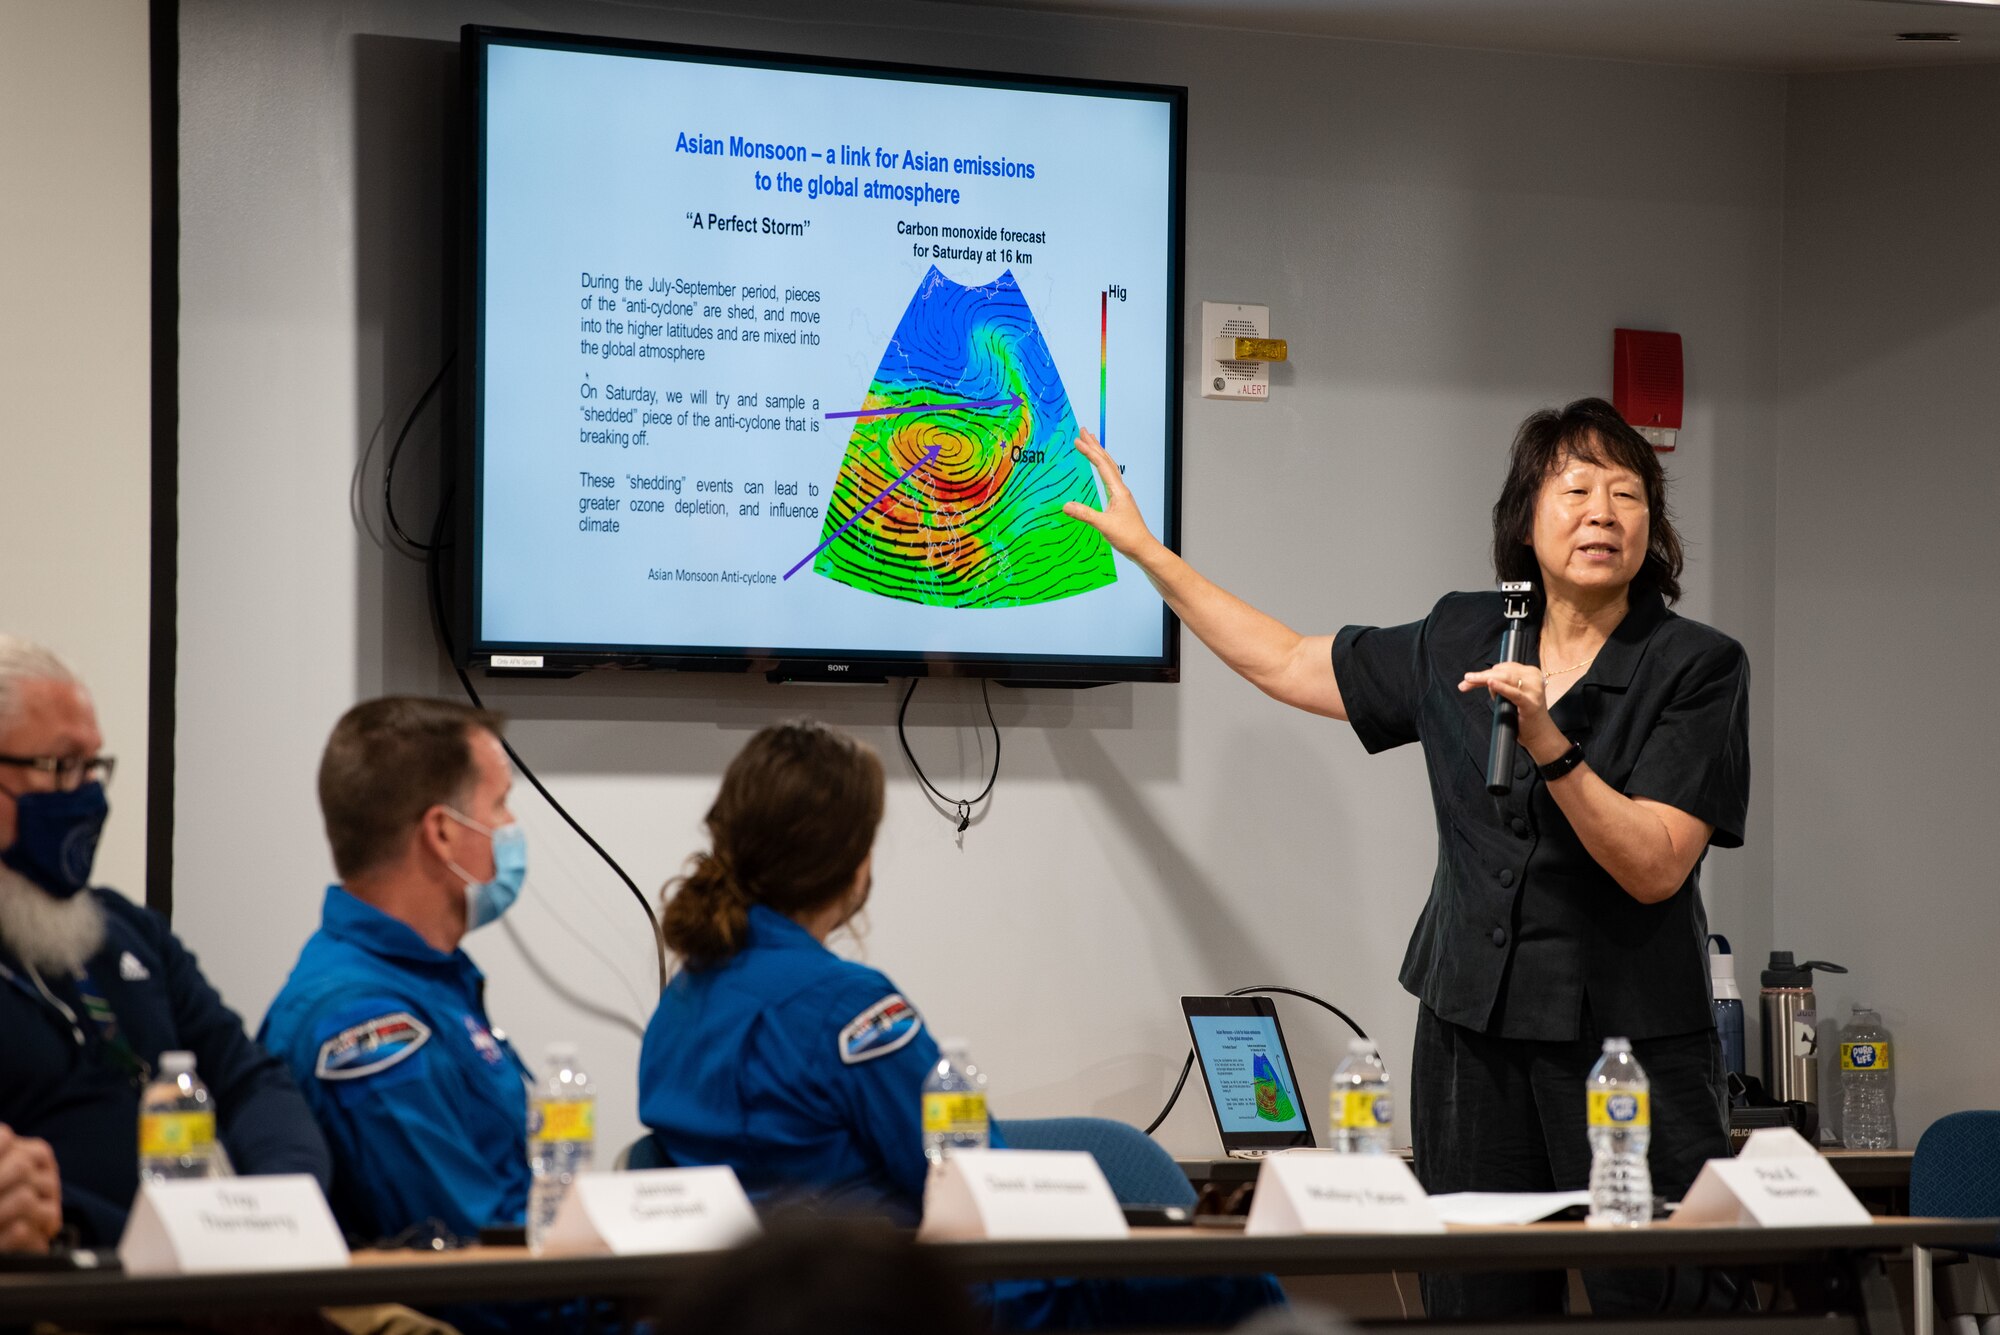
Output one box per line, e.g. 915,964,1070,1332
1347,1038,1378,1057
938,1036,970,1056
546,1042,578,1065
1708,938,1741,997
1761,952,1847,988
160,1050,196,1075
1601,1036,1632,1053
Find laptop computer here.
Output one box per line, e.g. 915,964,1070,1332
1181,995,1316,1158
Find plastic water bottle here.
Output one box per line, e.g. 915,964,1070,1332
1586,1037,1652,1227
922,1038,989,1164
527,1043,596,1253
1709,934,1747,1088
139,1051,221,1182
1840,1005,1896,1150
1330,1039,1395,1153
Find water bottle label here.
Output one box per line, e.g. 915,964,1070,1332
1841,1042,1891,1072
534,1098,596,1143
1334,1091,1394,1129
140,1111,215,1158
1587,1090,1650,1128
922,1092,987,1135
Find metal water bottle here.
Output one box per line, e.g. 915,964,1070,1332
1758,952,1846,1106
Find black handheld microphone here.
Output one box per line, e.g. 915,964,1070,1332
1486,581,1534,796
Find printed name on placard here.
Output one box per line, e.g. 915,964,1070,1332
196,1189,306,1236
981,1173,1092,1195
1301,1184,1420,1208
1749,1164,1825,1200
626,1178,720,1221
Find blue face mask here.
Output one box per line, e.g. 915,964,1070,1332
2,781,108,901
443,809,527,930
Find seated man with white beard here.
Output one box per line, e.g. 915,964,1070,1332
0,636,330,1246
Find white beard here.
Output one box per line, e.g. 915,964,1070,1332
0,864,107,975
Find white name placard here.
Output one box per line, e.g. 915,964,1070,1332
918,1149,1128,1242
1246,1152,1444,1235
1667,1129,1871,1228
538,1168,761,1257
118,1175,349,1275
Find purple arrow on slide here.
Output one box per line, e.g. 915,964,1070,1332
783,443,943,581
823,396,1021,420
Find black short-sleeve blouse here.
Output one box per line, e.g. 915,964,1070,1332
1331,588,1750,1042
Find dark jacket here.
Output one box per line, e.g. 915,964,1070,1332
1334,588,1751,1041
0,889,332,1243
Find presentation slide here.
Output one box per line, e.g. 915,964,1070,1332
1189,1015,1308,1135
472,38,1179,666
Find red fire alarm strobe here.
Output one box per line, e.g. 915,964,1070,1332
1613,329,1681,451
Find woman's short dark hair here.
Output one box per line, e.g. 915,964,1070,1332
660,720,885,969
1491,397,1683,603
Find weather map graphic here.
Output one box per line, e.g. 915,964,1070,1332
807,267,1115,608
1253,1052,1297,1123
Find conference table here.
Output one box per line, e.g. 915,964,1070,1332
1180,1149,1918,1206
1,1215,1992,1335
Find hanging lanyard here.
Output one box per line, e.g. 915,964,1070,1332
69,969,151,1083
3,956,152,1086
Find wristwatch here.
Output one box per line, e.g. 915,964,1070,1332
1538,740,1586,782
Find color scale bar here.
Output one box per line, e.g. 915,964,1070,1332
1099,290,1108,447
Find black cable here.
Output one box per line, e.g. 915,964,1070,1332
897,676,1000,833
384,351,457,552
1143,984,1371,1136
423,482,669,993
1146,1052,1198,1139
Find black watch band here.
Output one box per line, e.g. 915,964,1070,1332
1538,741,1586,781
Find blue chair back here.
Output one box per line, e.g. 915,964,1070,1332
994,1116,1196,1209
1910,1109,2000,1257
616,1131,674,1171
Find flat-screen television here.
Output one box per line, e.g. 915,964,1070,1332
454,26,1185,683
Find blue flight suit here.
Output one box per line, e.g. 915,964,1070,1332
640,905,1283,1330
0,888,331,1244
260,886,532,1242
640,903,957,1222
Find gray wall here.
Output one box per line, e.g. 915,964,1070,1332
175,0,1784,1156
1,0,151,897
1777,67,2000,1143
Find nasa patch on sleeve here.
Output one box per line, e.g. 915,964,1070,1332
315,1012,432,1081
838,993,920,1065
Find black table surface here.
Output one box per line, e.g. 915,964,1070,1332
1,1218,1993,1324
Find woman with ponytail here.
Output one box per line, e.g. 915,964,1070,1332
639,719,942,1219
640,721,1283,1328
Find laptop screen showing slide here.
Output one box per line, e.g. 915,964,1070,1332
1181,995,1315,1157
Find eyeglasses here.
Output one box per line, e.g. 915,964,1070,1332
0,754,117,791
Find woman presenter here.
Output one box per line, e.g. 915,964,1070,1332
1067,398,1748,1318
